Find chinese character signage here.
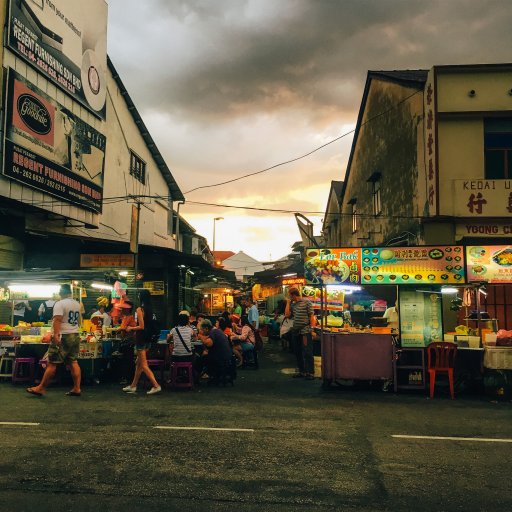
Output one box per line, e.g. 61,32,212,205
361,246,465,284
3,70,106,212
304,248,361,285
466,246,512,283
424,70,438,215
453,180,512,217
305,247,466,285
7,0,108,119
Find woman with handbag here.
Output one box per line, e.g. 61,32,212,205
122,290,161,395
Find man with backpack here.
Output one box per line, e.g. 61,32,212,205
285,286,316,380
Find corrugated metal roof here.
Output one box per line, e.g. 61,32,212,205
107,57,185,202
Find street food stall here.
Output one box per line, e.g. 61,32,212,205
304,245,508,393
0,271,144,384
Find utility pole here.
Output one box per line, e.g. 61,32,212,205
130,202,141,284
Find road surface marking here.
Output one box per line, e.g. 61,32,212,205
155,426,254,433
0,422,40,426
392,434,512,443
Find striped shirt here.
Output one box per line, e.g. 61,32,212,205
291,299,313,335
171,326,194,356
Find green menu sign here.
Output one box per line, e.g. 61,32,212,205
399,290,443,347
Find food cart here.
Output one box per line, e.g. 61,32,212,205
304,245,506,393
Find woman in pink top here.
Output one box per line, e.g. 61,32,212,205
231,315,255,356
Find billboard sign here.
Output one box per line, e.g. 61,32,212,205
304,248,361,285
466,245,512,283
360,246,465,285
4,70,106,212
305,246,466,286
7,0,108,119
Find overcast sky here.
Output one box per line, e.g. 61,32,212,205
107,0,512,261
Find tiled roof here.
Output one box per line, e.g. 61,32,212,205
212,251,236,262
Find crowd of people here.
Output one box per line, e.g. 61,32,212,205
25,287,318,398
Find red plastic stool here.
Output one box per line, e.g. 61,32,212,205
170,361,194,389
12,357,35,384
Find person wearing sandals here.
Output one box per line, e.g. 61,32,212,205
122,290,161,395
285,286,316,380
27,284,82,397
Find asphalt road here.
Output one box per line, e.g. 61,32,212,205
0,344,511,512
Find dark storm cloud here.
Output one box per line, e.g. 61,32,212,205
109,0,512,123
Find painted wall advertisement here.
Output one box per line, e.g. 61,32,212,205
360,246,465,285
453,179,512,217
400,290,443,347
3,70,106,212
7,0,108,119
466,245,512,283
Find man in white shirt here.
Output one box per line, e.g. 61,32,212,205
27,284,82,397
13,300,31,325
90,305,112,328
383,301,400,331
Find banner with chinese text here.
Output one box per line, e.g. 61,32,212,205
304,248,361,285
453,179,512,217
361,246,465,285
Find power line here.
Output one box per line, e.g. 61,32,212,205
183,89,421,195
20,89,422,214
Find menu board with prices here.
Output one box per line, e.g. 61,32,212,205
400,290,443,347
360,246,465,285
466,246,512,283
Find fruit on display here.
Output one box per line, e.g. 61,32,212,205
97,296,109,307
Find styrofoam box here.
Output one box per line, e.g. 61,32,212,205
484,347,512,370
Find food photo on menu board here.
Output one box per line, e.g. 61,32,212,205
466,246,512,283
360,246,465,284
304,248,361,285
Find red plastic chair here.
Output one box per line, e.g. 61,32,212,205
427,342,458,399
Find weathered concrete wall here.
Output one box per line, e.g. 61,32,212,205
340,79,424,247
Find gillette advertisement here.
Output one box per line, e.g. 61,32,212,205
8,0,108,119
3,70,106,212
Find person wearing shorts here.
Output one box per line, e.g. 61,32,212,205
122,290,161,395
27,284,82,397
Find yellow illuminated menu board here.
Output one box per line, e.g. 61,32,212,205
361,246,465,285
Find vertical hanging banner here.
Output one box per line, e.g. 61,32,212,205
3,69,106,212
7,0,108,119
130,204,140,254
